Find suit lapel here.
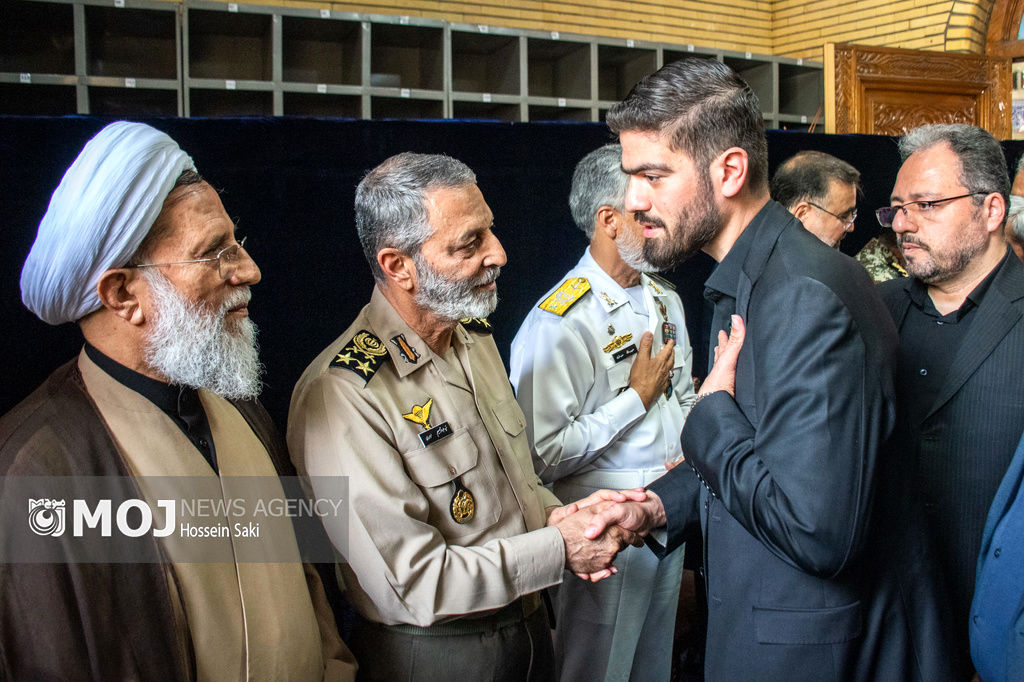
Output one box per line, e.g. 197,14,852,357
925,256,1024,420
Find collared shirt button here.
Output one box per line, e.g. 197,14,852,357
994,547,1001,558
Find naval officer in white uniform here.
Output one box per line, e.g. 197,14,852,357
510,143,696,681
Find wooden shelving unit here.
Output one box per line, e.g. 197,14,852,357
1,0,825,128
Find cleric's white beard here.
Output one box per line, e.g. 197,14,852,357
412,252,499,321
141,269,263,400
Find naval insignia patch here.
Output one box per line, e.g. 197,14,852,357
460,317,493,334
539,277,590,316
330,330,388,383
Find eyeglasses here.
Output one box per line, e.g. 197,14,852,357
128,236,250,281
808,202,857,228
875,192,989,228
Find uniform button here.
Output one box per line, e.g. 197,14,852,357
994,547,1002,558
919,368,928,376
198,438,208,449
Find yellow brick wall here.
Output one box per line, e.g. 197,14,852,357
229,0,1000,60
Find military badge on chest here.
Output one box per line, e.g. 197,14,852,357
402,397,474,524
658,300,676,397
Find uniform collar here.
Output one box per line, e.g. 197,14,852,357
579,247,667,315
365,286,472,379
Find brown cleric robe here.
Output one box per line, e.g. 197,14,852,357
0,351,356,681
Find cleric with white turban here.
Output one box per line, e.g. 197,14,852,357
20,121,194,325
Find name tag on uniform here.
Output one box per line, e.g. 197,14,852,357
420,421,453,447
612,344,638,363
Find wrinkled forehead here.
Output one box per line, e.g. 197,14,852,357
423,183,492,233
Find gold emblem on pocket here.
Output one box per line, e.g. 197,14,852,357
450,479,476,524
403,398,433,430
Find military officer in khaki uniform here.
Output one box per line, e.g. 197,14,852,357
288,152,642,681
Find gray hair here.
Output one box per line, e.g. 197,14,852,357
355,153,477,282
898,124,1009,224
606,58,768,193
569,144,629,238
770,151,860,210
1009,195,1024,245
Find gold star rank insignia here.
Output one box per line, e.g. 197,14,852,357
330,330,388,384
460,317,493,334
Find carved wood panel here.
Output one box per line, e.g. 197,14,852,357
825,43,1010,138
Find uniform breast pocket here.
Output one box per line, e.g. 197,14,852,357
606,361,631,394
402,428,502,539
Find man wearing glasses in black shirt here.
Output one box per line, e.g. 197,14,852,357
877,122,1024,676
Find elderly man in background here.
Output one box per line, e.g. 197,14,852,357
770,150,860,248
288,152,641,681
510,143,695,681
0,122,354,680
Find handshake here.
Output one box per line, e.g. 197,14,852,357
546,488,667,582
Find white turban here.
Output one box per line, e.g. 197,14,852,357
20,121,195,325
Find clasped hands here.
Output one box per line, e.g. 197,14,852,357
546,488,665,583
546,314,747,584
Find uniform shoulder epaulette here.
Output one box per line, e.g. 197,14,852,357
538,277,590,316
459,317,493,334
647,273,676,291
329,330,389,384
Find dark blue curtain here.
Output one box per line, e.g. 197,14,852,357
2,116,1021,427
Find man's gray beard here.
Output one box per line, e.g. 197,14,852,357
412,252,500,321
141,269,263,400
617,222,659,273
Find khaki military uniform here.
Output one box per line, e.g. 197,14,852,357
288,287,565,632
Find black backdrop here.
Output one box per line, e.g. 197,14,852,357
2,116,1022,427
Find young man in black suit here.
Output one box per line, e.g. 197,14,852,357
583,59,956,680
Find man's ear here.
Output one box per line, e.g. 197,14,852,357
791,202,813,221
716,147,749,198
96,269,145,326
596,206,619,239
378,248,416,291
983,192,1007,235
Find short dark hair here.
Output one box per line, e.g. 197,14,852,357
569,144,628,238
770,151,860,210
606,58,768,193
899,124,1010,225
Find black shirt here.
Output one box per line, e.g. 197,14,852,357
895,252,1006,431
703,202,769,373
84,343,218,472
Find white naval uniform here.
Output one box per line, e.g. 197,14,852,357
510,248,696,682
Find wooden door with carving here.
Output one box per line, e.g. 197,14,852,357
825,42,1010,137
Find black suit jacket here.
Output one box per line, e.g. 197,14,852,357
879,250,1024,649
648,202,956,681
